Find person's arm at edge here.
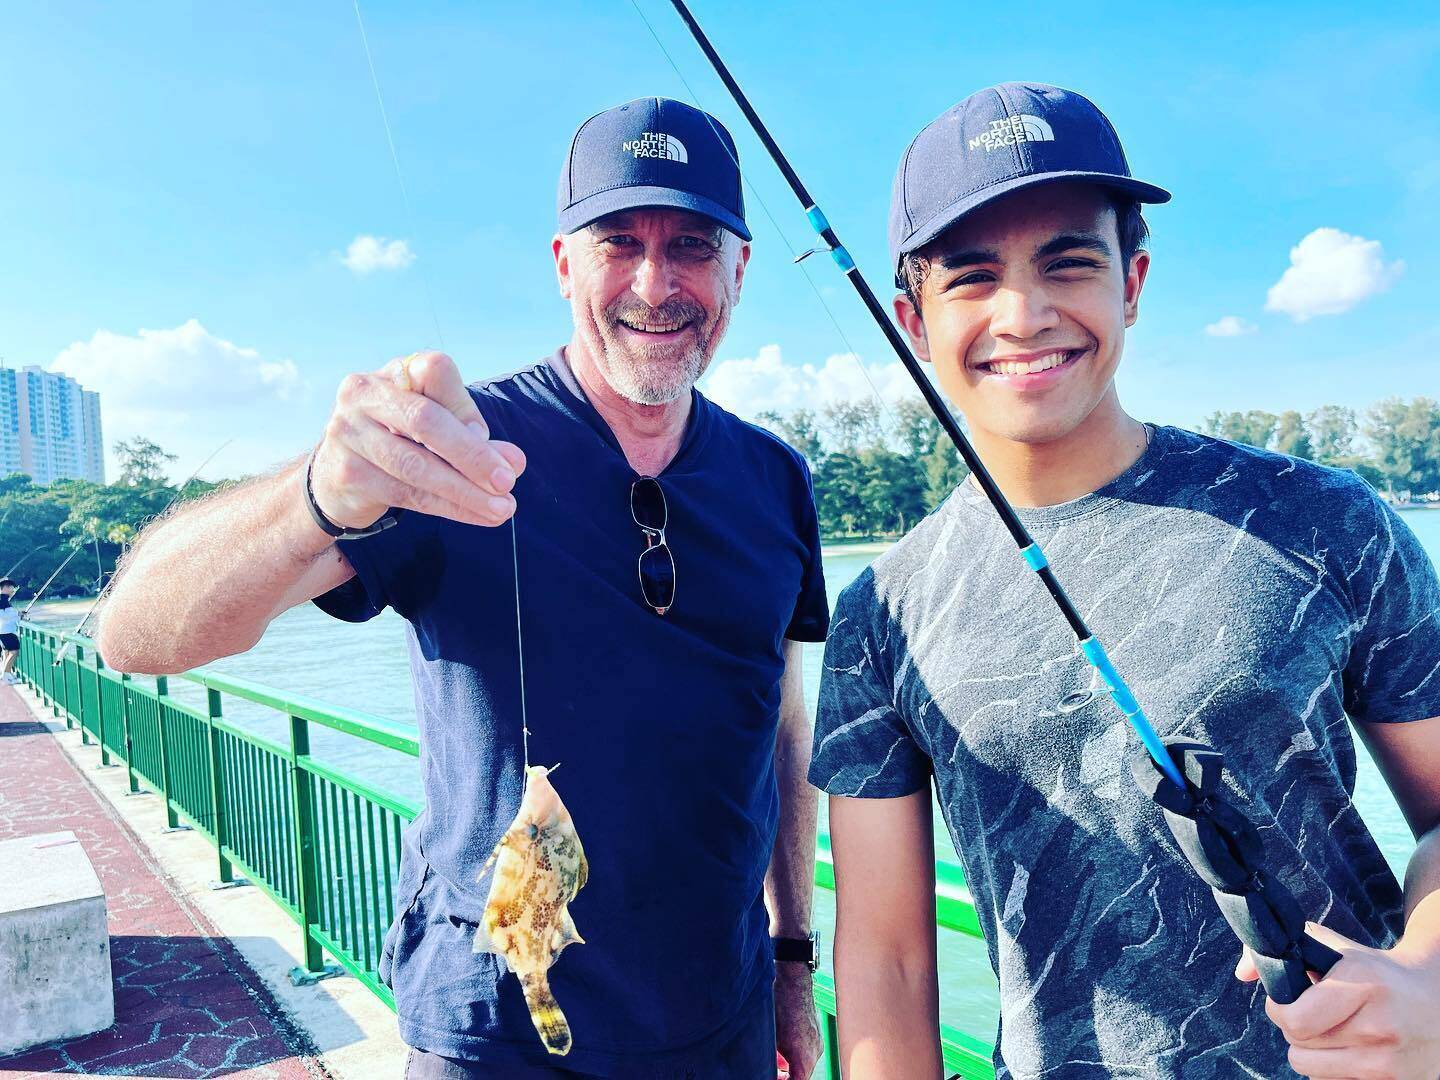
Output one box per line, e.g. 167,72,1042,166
767,638,822,1078
1361,715,1440,948
96,459,356,675
830,787,943,1080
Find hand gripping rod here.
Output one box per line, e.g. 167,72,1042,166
663,0,1340,1000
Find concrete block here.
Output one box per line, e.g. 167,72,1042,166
0,830,114,1056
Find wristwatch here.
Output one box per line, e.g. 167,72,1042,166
304,447,402,541
772,930,820,972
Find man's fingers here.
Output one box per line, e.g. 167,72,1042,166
385,351,486,433
340,419,515,525
356,379,517,496
336,453,513,528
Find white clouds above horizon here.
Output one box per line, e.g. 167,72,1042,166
341,235,415,274
49,319,312,481
1265,228,1403,322
700,344,923,421
1204,315,1258,338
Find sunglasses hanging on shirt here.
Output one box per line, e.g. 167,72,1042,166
630,476,676,615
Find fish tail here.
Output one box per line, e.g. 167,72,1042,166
519,972,572,1056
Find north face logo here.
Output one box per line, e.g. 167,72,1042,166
968,115,1055,152
622,131,689,163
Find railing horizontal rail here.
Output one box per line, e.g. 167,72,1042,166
18,621,996,1078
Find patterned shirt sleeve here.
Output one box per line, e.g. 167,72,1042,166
808,569,931,797
1343,491,1440,724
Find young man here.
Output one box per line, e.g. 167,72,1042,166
811,84,1440,1078
0,578,20,683
99,99,827,1078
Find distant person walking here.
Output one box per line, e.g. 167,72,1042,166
0,578,21,684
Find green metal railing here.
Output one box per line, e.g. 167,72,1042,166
18,622,996,1079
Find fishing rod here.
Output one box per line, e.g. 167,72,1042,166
658,0,1340,1003
20,547,83,619
53,439,233,666
2,544,47,580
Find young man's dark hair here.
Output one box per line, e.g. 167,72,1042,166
900,194,1150,314
0,579,17,589
812,82,1440,1079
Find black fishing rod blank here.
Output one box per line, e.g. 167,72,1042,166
661,0,1340,1002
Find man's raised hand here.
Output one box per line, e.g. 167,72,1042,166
310,352,526,530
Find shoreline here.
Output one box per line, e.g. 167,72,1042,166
820,538,896,557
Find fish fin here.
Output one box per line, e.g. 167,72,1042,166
519,972,571,1056
550,910,584,956
472,917,499,957
576,848,589,892
478,835,507,882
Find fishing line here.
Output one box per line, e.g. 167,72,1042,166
655,0,1344,1004
351,1,531,771
627,0,912,441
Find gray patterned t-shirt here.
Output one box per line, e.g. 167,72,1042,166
810,425,1440,1079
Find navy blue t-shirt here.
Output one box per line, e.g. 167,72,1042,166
316,351,828,1073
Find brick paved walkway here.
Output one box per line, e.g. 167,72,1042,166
0,686,329,1079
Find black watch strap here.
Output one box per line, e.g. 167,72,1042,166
304,448,401,541
772,930,819,971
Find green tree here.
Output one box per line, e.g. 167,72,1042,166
755,408,823,462
861,448,927,534
115,437,178,486
820,400,885,456
1271,411,1312,460
1202,410,1279,450
922,434,969,507
813,452,870,536
1306,406,1358,466
1364,397,1440,497
894,399,943,460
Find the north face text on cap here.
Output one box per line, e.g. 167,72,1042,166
622,131,689,163
968,115,1055,152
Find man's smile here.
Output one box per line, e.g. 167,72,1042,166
973,347,1088,378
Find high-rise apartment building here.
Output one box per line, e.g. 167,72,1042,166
0,366,105,485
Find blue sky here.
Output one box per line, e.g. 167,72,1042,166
1,1,1436,481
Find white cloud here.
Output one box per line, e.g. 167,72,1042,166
1264,228,1404,322
700,344,923,421
1204,315,1258,338
341,234,415,274
49,319,313,481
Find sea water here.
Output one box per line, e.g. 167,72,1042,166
29,510,1440,1040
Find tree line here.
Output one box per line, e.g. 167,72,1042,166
1,397,1434,596
0,438,224,600
757,396,1439,541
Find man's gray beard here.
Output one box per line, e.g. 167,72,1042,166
599,339,708,405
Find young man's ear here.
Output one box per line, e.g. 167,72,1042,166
892,293,932,362
1123,250,1151,328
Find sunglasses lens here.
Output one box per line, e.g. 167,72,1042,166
638,544,676,612
631,477,667,532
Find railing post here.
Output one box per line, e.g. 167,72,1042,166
155,676,181,830
95,652,111,767
120,673,139,794
75,644,89,744
205,687,234,884
288,713,325,973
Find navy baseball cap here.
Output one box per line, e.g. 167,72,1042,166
889,83,1169,282
557,97,751,241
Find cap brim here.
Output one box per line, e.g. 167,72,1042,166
558,184,752,242
897,171,1171,263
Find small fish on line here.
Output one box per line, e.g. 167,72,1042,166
474,764,588,1056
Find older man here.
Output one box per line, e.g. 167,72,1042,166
98,98,828,1078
